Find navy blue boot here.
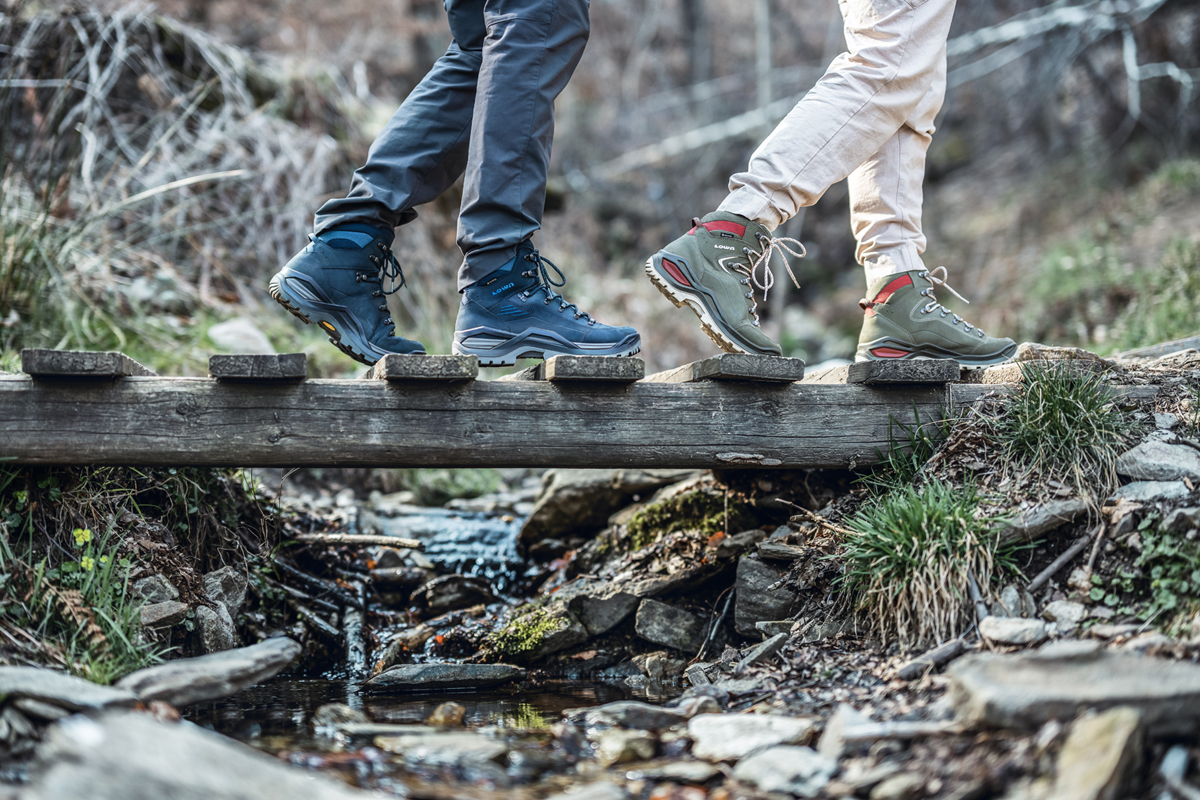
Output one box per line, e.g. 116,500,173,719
453,244,642,366
269,224,425,365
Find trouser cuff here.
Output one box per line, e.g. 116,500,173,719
717,189,784,232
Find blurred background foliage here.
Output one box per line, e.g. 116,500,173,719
1,0,1198,376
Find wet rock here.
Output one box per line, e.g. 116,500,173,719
312,703,369,730
633,651,686,680
734,556,797,636
492,603,589,659
141,600,189,629
558,580,641,636
1116,441,1200,482
633,762,722,782
0,666,137,711
595,729,656,766
428,702,467,727
204,566,249,618
948,650,1200,734
635,599,706,653
1043,600,1088,632
133,574,179,604
374,731,508,767
1163,507,1200,533
22,712,363,800
117,637,301,707
412,574,496,612
688,713,816,761
545,782,630,800
732,745,835,797
378,624,436,670
196,604,236,653
672,695,722,718
365,663,525,693
575,701,689,731
520,468,699,545
869,773,924,800
370,566,430,592
1050,707,1143,800
979,615,1048,646
1111,481,1193,503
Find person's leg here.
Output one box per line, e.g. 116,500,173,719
268,1,487,366
452,0,641,366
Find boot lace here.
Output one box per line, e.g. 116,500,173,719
713,227,805,327
519,250,596,326
916,266,988,338
352,238,406,333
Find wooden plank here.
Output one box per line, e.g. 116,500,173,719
643,353,805,384
798,364,851,384
544,356,644,382
0,375,944,469
371,354,478,381
209,354,307,383
21,349,156,378
495,365,543,382
847,360,960,385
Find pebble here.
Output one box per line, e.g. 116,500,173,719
979,615,1048,646
596,729,656,766
869,773,924,800
732,745,836,797
688,713,816,761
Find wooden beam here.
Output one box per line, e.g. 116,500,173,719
544,355,644,382
848,360,960,385
370,354,478,381
643,353,805,384
22,349,156,378
0,375,945,469
209,354,307,383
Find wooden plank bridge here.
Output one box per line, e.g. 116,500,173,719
0,349,1155,469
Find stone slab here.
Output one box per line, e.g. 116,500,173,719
634,599,707,653
0,666,138,711
21,349,155,378
846,359,960,385
948,650,1200,735
643,353,805,384
1114,335,1200,360
1050,707,1143,800
544,355,645,382
688,713,816,760
371,354,479,381
209,354,307,382
116,637,301,707
364,663,526,693
960,360,1107,384
997,498,1089,545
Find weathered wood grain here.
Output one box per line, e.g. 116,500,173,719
22,349,156,378
544,355,644,382
848,359,961,385
371,354,478,381
0,375,944,469
495,365,543,382
643,353,805,384
209,354,307,382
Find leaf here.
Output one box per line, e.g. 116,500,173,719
1089,587,1105,601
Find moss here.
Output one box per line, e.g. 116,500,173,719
484,605,566,657
625,489,754,551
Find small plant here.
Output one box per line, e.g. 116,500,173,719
1093,513,1200,631
860,406,949,494
484,605,565,657
625,488,754,551
839,479,1017,648
992,361,1135,496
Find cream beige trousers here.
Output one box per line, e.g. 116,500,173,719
718,0,956,284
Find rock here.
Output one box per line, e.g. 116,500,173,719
1111,481,1193,503
756,620,794,636
1049,707,1143,800
133,574,179,604
633,651,686,679
117,638,301,707
948,650,1200,734
141,600,189,629
558,580,640,636
1156,413,1180,430
992,584,1037,618
633,762,721,782
735,633,787,673
21,712,364,800
207,317,276,355
979,615,1048,646
196,604,236,653
0,666,137,711
1043,600,1088,632
12,698,70,722
869,773,924,800
1161,744,1189,783
997,499,1089,545
204,567,249,618
312,703,369,730
374,731,508,767
734,557,797,636
428,702,467,727
595,729,656,766
1120,631,1172,651
1163,507,1200,533
673,695,722,718
576,701,688,731
520,468,699,545
411,574,496,612
493,603,589,659
544,783,630,800
634,599,707,653
817,704,870,760
688,713,816,761
1089,624,1141,640
365,663,526,693
1116,441,1200,482
732,746,836,797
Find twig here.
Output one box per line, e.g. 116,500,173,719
292,533,424,550
264,576,339,613
778,501,857,538
897,638,966,681
1027,531,1093,593
286,598,340,640
272,557,361,608
967,572,989,621
697,587,735,661
1086,523,1107,571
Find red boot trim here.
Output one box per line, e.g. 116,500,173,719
701,220,747,237
870,347,911,359
870,274,913,305
661,258,693,288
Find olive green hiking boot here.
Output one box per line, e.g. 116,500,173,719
856,266,1017,365
646,211,804,356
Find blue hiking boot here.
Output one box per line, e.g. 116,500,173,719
268,224,425,365
453,244,642,367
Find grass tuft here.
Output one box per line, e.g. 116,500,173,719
839,479,1017,648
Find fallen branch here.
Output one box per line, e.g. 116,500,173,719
897,638,966,681
272,558,361,609
286,598,340,641
292,533,424,550
1027,530,1094,593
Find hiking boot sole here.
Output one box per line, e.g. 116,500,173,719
452,326,642,367
856,336,1017,366
645,254,778,356
269,269,425,366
